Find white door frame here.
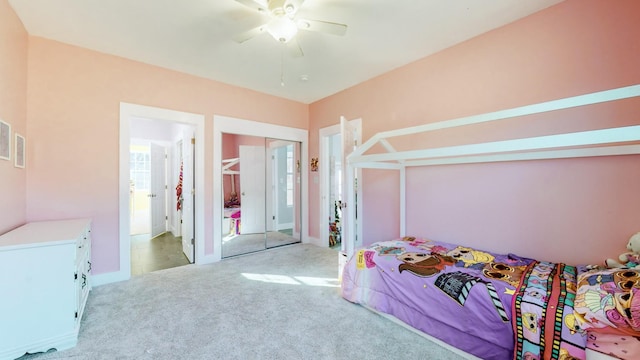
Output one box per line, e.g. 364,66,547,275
111,103,205,285
319,119,362,248
213,115,308,262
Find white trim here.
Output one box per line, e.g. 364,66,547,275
338,117,363,257
117,103,205,284
91,272,126,287
306,236,322,247
213,115,308,261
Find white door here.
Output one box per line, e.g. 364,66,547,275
150,143,167,238
240,145,266,234
181,134,195,263
341,117,359,256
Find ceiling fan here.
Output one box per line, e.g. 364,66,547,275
233,0,347,56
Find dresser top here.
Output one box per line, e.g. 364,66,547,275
0,218,91,249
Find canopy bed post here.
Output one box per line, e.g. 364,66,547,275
400,166,406,237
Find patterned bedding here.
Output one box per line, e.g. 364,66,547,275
340,237,587,360
512,261,586,359
573,267,640,359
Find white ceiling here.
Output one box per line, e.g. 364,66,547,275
9,0,563,104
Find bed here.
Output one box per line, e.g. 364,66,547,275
223,206,241,235
338,84,640,359
341,237,587,359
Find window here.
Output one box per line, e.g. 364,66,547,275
130,146,151,191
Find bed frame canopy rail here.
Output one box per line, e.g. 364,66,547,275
222,157,240,195
343,84,640,257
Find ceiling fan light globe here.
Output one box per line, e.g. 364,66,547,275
266,17,298,43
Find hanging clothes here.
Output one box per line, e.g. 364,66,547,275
176,161,183,211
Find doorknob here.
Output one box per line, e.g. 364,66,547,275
242,192,245,196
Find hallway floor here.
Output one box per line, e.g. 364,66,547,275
131,232,190,275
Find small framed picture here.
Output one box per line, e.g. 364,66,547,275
0,119,10,161
14,133,25,168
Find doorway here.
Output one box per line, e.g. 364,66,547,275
319,118,362,252
127,122,195,275
118,103,205,283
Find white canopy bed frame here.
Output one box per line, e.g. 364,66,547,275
342,83,640,258
340,84,640,360
222,157,240,195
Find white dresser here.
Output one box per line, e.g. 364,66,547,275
0,219,92,360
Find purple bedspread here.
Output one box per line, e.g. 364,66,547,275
341,237,534,360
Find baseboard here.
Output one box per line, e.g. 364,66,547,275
92,270,129,287
93,252,223,286
197,253,220,265
277,222,294,231
305,236,322,246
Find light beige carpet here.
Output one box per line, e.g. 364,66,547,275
20,244,466,360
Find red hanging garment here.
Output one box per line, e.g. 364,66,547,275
176,161,183,211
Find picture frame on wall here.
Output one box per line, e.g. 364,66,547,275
14,133,25,168
0,119,10,161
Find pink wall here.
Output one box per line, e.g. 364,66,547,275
6,0,640,275
25,37,308,275
308,0,640,265
0,0,28,234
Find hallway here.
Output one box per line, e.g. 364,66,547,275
131,232,190,275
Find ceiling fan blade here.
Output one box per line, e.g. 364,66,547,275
296,19,347,36
233,25,266,43
287,38,304,58
235,0,268,13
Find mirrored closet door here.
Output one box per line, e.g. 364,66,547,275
221,133,301,258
